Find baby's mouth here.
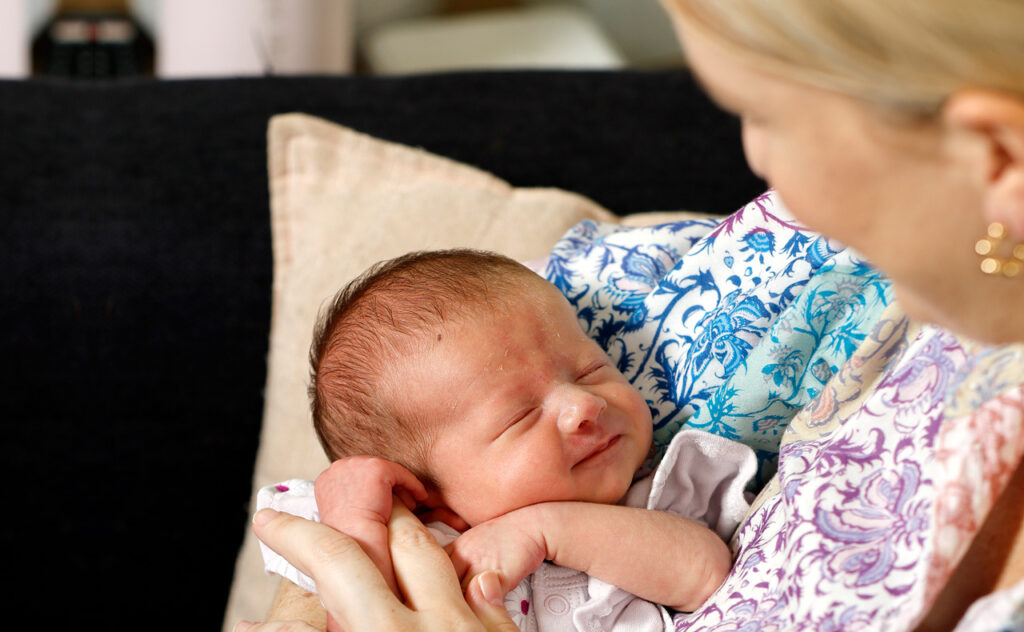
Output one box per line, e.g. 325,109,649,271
574,435,621,467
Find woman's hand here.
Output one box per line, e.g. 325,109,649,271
234,501,518,632
315,458,428,596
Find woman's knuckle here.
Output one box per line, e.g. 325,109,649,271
310,529,362,563
448,620,487,632
390,521,437,550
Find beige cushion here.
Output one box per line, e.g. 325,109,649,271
222,113,701,630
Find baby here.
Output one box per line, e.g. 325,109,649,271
260,248,755,629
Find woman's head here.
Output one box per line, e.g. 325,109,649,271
661,0,1024,113
661,0,1024,344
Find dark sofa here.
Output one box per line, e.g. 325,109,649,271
0,70,762,628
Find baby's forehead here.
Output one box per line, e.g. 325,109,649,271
388,275,576,372
469,283,567,329
451,274,558,317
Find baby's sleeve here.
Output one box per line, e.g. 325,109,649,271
254,479,462,594
642,430,758,540
256,479,320,593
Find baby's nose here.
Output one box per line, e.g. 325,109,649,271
556,387,607,434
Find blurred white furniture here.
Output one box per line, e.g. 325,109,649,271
157,0,353,77
362,3,625,75
576,0,683,67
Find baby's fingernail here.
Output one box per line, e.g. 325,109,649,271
233,621,254,632
476,571,504,606
253,508,278,527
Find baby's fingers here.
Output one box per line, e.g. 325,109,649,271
381,461,429,502
395,487,419,512
460,569,517,603
466,573,520,632
418,507,470,532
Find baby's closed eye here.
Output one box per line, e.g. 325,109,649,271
495,407,540,439
575,361,611,384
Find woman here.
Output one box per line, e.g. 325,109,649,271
239,1,1024,629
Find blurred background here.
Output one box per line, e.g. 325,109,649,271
0,0,686,80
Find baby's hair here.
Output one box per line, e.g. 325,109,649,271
309,248,543,477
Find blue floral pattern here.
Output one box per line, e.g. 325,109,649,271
545,192,891,483
542,191,1024,630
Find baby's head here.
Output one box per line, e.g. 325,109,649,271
310,249,652,526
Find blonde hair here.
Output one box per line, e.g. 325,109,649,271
663,0,1024,114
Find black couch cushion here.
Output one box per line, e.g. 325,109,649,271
0,71,761,628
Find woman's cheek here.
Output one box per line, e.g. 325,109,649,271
741,119,769,181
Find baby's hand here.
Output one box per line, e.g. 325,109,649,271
445,507,548,601
314,456,428,595
315,456,427,526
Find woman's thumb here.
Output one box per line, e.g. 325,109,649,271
466,572,520,632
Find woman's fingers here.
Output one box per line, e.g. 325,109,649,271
386,504,517,631
387,501,472,614
252,509,403,630
253,506,515,632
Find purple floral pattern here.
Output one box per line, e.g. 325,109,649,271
673,307,1024,630
539,191,1024,629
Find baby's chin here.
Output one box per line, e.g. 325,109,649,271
589,472,639,507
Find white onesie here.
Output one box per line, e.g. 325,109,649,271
257,429,755,631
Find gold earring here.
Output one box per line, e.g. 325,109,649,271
975,222,1024,277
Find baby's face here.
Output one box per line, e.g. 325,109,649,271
394,278,652,527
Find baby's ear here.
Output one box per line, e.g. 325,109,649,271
416,486,471,532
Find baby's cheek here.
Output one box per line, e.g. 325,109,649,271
450,483,525,526
494,466,563,520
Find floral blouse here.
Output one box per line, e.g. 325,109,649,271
544,191,1024,630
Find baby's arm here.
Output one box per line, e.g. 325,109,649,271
447,501,731,612
314,456,428,595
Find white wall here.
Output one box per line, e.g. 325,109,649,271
157,0,354,77
0,1,28,77
0,0,682,78
14,0,355,78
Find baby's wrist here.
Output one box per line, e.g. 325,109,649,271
503,502,547,528
505,502,570,558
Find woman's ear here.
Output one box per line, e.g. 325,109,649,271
943,89,1024,239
